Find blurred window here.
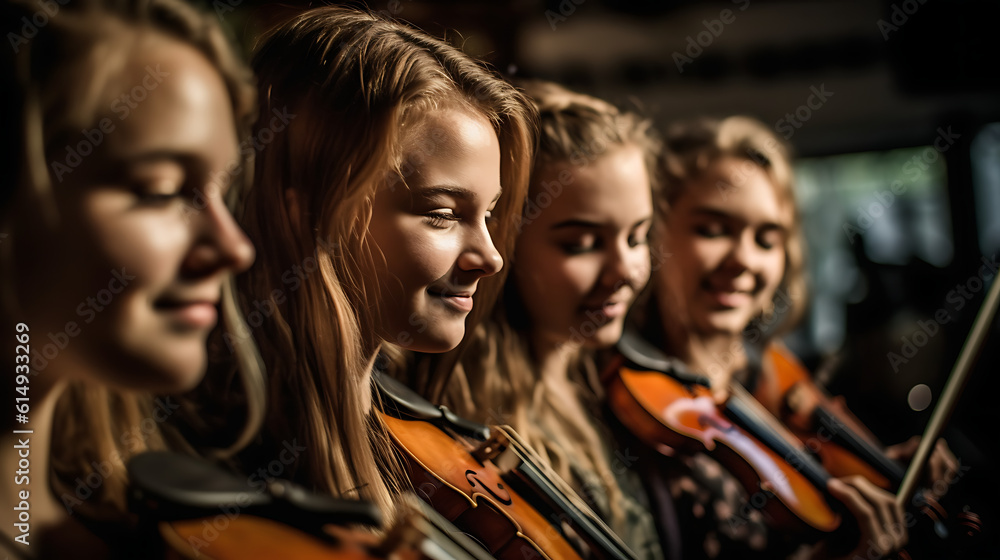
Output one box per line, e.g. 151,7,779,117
789,147,952,354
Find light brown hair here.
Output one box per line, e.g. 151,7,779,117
239,6,536,515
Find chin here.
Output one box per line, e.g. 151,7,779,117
581,323,625,349
702,314,752,337
404,327,465,354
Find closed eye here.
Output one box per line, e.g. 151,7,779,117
694,223,727,238
424,210,460,229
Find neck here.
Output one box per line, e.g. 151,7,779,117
677,331,747,389
531,333,581,386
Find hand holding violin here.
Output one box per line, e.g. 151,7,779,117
813,477,907,560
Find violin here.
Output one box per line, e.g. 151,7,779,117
762,343,905,491
602,331,841,538
762,343,985,553
603,273,999,558
127,451,492,560
374,369,638,560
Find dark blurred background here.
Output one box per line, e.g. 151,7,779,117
217,0,1000,553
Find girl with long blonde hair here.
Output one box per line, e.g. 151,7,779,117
404,79,666,558
237,5,535,518
0,0,263,556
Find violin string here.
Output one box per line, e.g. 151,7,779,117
729,381,811,452
499,426,625,539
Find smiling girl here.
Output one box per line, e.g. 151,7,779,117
0,0,261,557
404,80,667,558
642,116,957,559
236,6,535,518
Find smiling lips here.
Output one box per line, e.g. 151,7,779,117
428,287,475,313
702,280,754,309
155,298,219,328
581,297,629,322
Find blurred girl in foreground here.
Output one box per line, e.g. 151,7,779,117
0,0,262,556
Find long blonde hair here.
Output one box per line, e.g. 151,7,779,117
657,116,807,346
0,0,264,522
409,80,662,526
238,6,535,515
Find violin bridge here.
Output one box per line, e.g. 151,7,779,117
470,429,511,466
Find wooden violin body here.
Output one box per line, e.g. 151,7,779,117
382,413,581,560
375,370,638,560
763,343,905,490
603,357,839,535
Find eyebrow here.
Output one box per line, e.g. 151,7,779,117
416,185,503,204
551,217,652,231
691,206,787,231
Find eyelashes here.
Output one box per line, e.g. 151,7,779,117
423,210,460,229
423,209,495,229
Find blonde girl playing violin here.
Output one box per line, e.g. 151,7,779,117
645,115,958,559
0,0,262,557
236,5,535,519
403,79,667,558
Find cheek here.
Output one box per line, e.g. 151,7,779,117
376,225,456,291
515,252,584,316
632,251,652,290
101,217,188,287
761,254,787,293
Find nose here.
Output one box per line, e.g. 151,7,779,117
725,230,759,273
601,238,650,290
183,190,256,277
456,223,503,278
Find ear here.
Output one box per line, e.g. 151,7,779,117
284,188,302,231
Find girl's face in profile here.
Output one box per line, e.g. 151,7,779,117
658,156,789,337
514,144,654,350
368,107,504,353
13,33,254,392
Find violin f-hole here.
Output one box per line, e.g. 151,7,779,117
465,469,513,505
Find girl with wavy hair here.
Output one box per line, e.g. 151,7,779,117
238,6,535,518
0,0,263,556
640,115,958,559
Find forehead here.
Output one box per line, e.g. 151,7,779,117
532,144,652,224
401,106,495,160
86,32,238,164
396,107,501,192
679,156,791,225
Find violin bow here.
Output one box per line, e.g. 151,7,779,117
896,267,1000,506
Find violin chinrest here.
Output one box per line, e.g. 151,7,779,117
128,451,382,532
616,329,710,387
